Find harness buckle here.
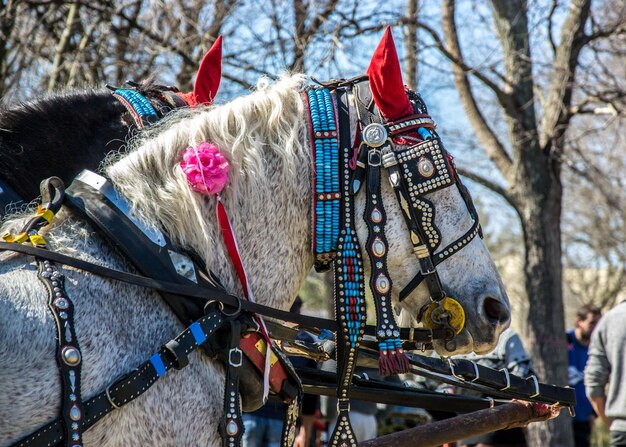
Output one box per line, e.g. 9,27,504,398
499,368,511,390
106,385,121,410
229,347,243,367
337,399,351,413
528,375,540,398
368,149,382,167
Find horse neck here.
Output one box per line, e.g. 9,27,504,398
108,85,315,312
206,151,315,311
0,91,128,200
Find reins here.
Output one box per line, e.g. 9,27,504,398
0,240,446,344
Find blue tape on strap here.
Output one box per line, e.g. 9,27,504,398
150,353,166,378
190,322,206,345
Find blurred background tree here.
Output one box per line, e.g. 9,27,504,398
1,0,624,444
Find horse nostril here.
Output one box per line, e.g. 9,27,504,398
483,296,510,326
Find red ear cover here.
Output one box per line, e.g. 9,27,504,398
366,27,413,121
183,35,222,106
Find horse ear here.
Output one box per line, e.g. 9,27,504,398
193,35,223,105
366,26,413,121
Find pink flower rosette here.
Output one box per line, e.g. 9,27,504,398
180,142,230,195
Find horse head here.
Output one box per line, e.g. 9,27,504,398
108,28,508,360
352,28,510,355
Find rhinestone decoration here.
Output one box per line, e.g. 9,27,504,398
226,419,238,436
54,297,69,309
372,238,386,257
69,405,82,421
375,274,390,294
371,208,382,223
362,123,387,147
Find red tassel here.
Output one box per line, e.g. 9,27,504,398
379,350,391,376
395,348,410,374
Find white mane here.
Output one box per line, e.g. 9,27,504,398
106,74,309,267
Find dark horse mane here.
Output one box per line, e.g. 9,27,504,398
0,89,133,204
0,38,221,214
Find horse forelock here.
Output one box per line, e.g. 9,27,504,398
105,74,311,290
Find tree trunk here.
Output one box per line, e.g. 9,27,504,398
513,151,573,446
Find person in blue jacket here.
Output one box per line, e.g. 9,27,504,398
567,304,602,447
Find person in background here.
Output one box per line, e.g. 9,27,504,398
567,304,602,447
457,327,534,447
242,297,319,447
585,301,626,447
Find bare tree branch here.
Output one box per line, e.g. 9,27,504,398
539,0,591,151
457,167,515,208
440,0,513,183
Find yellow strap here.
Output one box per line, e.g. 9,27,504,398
2,232,28,244
36,206,55,223
29,234,47,247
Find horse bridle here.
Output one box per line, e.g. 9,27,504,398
312,78,482,342
307,78,484,447
108,80,190,129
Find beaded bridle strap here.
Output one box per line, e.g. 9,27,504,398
350,82,409,375
308,88,341,269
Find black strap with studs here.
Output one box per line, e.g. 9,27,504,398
219,320,245,447
37,258,85,447
11,310,229,447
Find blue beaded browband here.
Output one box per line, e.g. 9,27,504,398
111,89,159,128
307,88,341,267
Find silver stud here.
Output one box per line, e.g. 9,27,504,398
62,347,81,366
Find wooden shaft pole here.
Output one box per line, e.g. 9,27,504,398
359,400,561,447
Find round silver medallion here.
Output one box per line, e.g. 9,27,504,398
372,238,386,257
69,405,81,421
418,157,435,178
226,419,239,436
362,123,388,148
62,346,81,366
375,274,390,294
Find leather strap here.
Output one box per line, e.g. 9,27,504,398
11,310,228,447
0,241,448,342
38,258,84,447
328,86,363,447
220,320,245,447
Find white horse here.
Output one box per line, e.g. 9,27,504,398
0,40,509,446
